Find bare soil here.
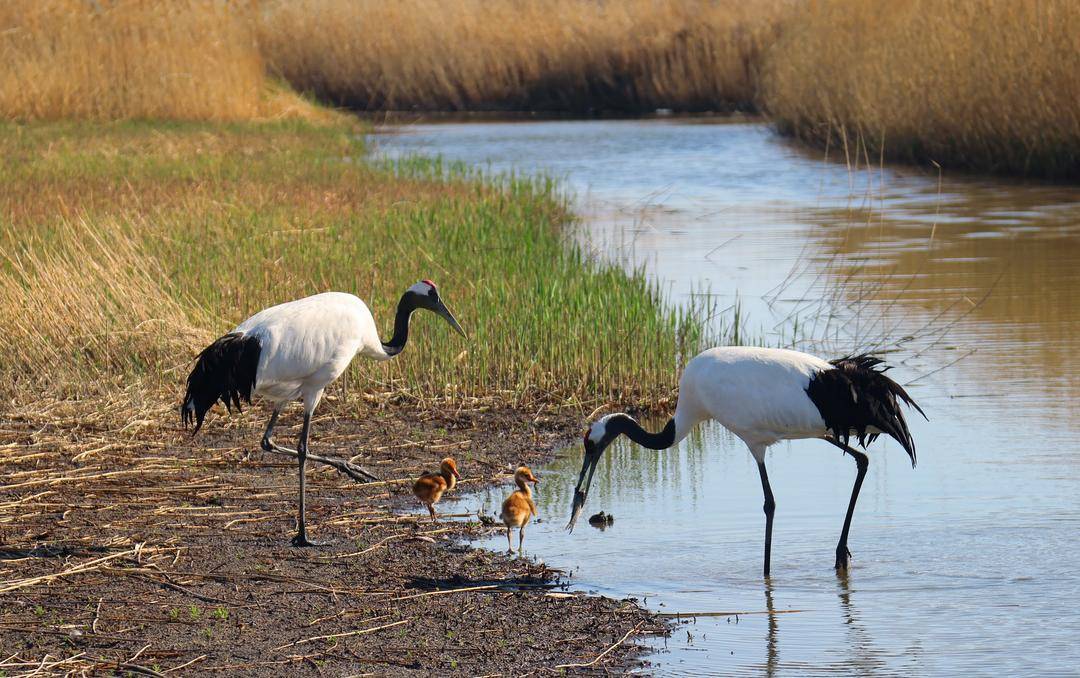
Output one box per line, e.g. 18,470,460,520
0,398,666,675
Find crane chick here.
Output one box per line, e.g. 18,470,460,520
500,466,539,554
413,457,461,522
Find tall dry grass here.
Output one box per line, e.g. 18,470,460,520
0,216,211,393
763,0,1080,178
258,0,785,113
1,0,785,120
0,0,266,120
0,0,336,122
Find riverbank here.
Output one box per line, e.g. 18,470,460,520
0,119,699,672
0,398,665,674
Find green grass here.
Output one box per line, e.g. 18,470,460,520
0,119,714,412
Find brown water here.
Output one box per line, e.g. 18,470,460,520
377,120,1080,676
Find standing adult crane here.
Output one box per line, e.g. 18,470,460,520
567,346,926,576
182,280,466,546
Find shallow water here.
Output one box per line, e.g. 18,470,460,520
376,120,1080,676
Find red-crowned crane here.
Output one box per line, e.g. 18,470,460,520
181,280,465,546
566,346,926,577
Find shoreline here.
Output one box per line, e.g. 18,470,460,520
0,399,668,675
0,117,687,675
365,110,765,126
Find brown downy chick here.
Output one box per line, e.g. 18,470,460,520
413,457,461,522
500,465,539,553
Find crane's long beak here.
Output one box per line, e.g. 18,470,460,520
566,445,602,532
436,300,467,339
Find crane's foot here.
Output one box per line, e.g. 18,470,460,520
291,533,327,548
260,436,274,453
834,545,852,570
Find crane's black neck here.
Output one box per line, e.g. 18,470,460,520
610,414,677,450
381,291,420,357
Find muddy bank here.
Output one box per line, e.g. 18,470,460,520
0,400,666,675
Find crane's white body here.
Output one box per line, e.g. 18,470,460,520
590,346,835,457
234,292,391,408
675,346,833,452
588,346,874,463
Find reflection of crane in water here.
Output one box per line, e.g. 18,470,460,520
765,581,778,678
568,346,925,577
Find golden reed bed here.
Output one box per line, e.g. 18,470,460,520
257,0,782,112
0,1,1076,170
763,0,1080,179
0,0,266,120
0,0,781,119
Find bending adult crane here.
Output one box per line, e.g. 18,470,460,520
567,346,926,576
182,281,466,546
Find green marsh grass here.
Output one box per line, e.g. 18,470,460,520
0,120,713,412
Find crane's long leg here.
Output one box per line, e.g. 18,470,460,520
518,523,526,553
291,411,318,547
827,438,869,570
756,458,776,579
260,406,320,545
261,410,379,484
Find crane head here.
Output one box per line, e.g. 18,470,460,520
566,416,617,532
407,279,467,339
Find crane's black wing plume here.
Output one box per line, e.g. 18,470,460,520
806,355,927,467
181,333,261,433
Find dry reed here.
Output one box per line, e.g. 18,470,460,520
0,0,265,120
0,0,335,122
0,215,211,389
0,0,787,120
762,0,1080,178
257,0,785,113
